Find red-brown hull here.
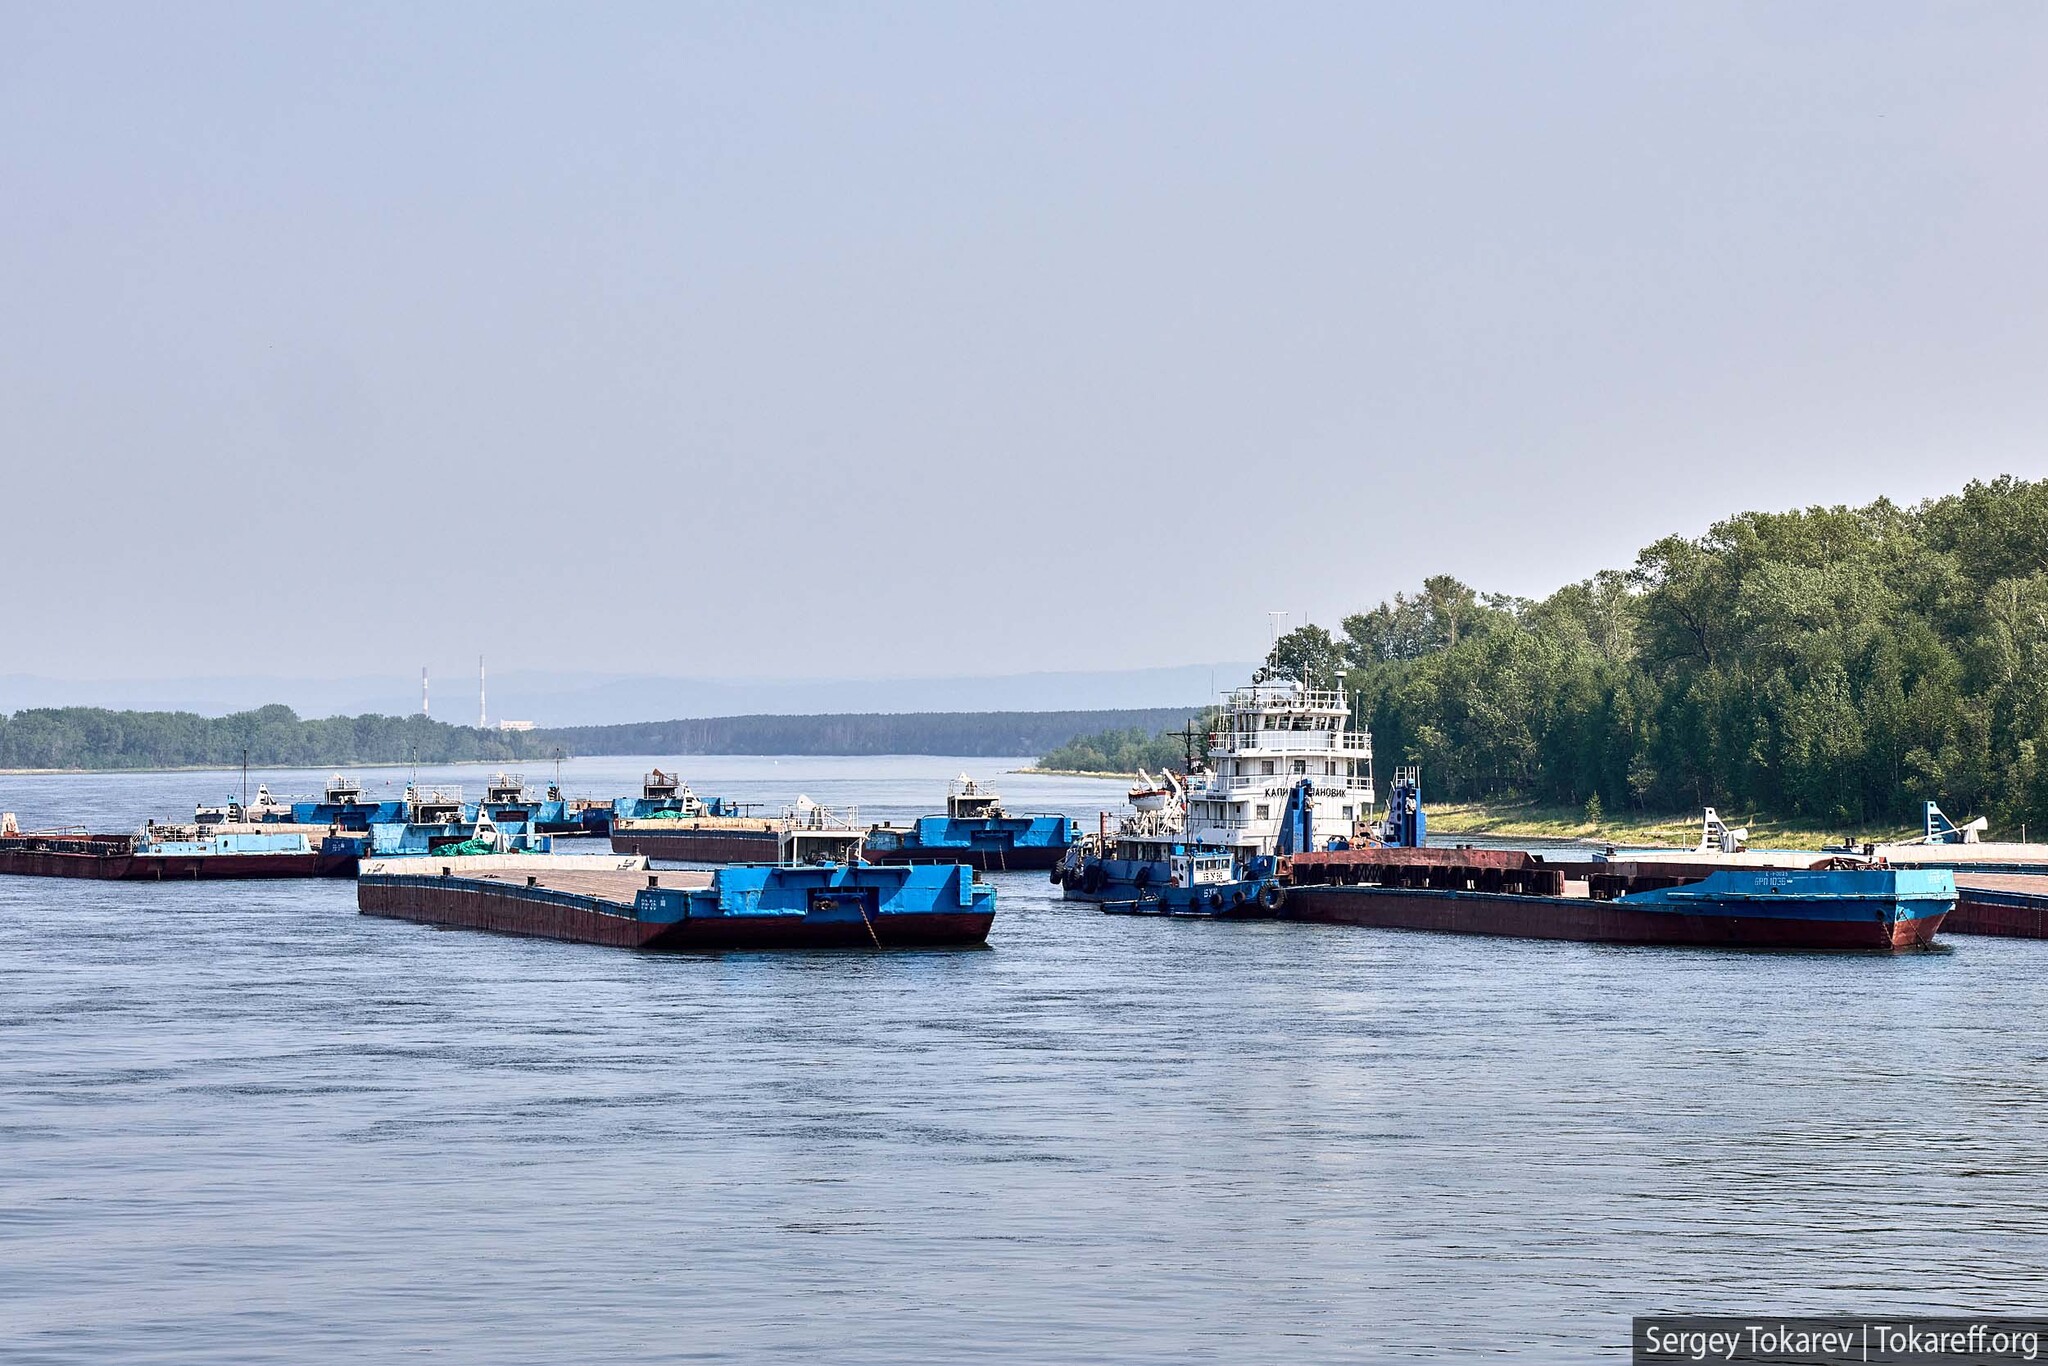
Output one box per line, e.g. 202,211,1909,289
358,879,994,951
609,829,781,863
1948,901,2048,938
1284,885,1943,951
0,849,355,880
1949,876,2048,938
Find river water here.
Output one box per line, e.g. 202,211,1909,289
5,756,2047,1363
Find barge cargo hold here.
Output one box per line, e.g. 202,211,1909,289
358,860,997,951
1280,864,1953,951
0,828,357,880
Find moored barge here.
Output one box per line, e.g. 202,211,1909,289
358,859,997,951
0,827,358,880
610,820,782,862
1283,858,1952,951
864,776,1075,871
606,768,778,861
613,791,856,865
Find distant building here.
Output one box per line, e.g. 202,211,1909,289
497,720,536,732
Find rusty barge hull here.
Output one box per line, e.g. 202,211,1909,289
609,828,781,863
0,843,355,881
1949,875,2048,938
1283,884,1944,952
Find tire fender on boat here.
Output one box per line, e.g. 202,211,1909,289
1260,883,1285,911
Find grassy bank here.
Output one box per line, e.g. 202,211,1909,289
1425,800,1917,851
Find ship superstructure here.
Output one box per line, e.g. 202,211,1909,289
1182,681,1372,859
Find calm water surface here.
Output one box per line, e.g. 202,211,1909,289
5,757,2048,1363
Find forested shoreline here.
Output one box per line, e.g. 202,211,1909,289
1249,476,2048,831
0,705,1199,771
1034,726,1200,775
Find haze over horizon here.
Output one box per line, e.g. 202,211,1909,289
0,661,1260,725
5,3,2045,685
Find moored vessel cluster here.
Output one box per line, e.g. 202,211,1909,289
15,673,2048,957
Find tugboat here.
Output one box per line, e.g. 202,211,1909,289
1053,770,1188,902
1096,790,1321,919
863,775,1076,871
1058,678,1370,903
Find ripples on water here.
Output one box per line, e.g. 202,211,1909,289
5,758,2048,1363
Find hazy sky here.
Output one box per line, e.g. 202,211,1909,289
4,2,2045,685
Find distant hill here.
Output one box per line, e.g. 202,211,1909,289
0,704,1203,770
533,709,1203,758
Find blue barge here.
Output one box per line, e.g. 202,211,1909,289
611,768,746,824
357,860,997,950
287,774,412,831
475,773,549,829
533,781,615,838
864,777,1076,872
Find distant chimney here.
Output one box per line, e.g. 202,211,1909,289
479,655,486,730
422,667,429,718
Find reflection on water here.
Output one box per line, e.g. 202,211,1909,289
4,757,2047,1363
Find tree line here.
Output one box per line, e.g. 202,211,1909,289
0,705,541,771
1250,476,2048,831
1036,725,1205,775
0,704,1203,771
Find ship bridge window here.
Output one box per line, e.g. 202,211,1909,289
1261,760,1274,776
1292,760,1306,774
1255,804,1270,820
